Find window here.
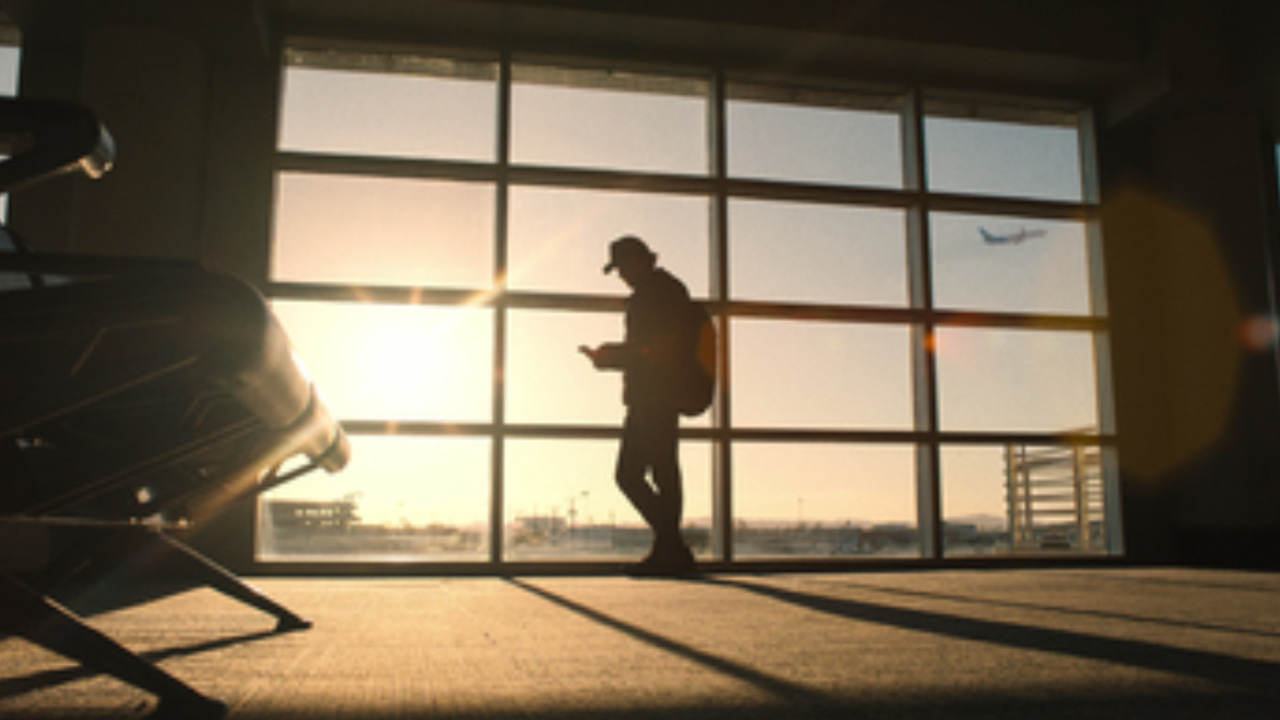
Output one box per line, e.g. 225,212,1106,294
924,100,1084,202
278,55,497,162
507,186,709,297
273,173,495,289
0,32,20,227
731,319,913,429
264,45,1118,566
272,300,494,423
728,201,908,307
941,444,1109,555
733,443,918,558
511,64,707,174
0,39,17,96
727,83,903,188
504,309,624,425
934,327,1099,433
259,435,491,561
929,212,1093,316
503,438,713,560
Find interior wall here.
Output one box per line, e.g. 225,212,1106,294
76,24,208,259
196,45,279,285
1100,1,1280,567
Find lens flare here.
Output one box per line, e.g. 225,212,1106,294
1239,314,1280,352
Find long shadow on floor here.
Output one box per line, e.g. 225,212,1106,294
705,577,1280,695
487,576,1279,720
1049,568,1280,595
0,628,280,702
826,578,1280,640
505,578,838,710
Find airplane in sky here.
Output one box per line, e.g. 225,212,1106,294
979,227,1046,245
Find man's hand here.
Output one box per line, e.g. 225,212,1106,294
581,343,628,370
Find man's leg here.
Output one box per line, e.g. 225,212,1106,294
616,406,690,572
643,408,683,548
615,407,663,536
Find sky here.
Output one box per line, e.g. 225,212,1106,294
264,61,1103,552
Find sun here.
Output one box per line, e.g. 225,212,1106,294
352,308,457,414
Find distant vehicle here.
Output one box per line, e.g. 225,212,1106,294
979,227,1046,244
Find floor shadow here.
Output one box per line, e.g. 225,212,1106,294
197,691,1280,720
49,577,204,620
1054,569,1280,595
706,577,1280,695
505,578,838,710
0,627,282,701
830,580,1280,640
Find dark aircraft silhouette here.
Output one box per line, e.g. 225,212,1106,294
979,227,1046,244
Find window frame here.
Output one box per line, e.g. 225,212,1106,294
262,40,1121,571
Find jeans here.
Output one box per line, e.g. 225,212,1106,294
615,404,682,547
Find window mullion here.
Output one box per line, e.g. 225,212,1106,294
490,50,512,565
709,67,732,564
904,88,942,560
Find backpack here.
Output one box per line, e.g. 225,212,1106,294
678,301,717,417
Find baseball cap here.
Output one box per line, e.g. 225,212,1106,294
603,235,654,274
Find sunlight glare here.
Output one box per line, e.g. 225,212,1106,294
355,310,458,410
273,299,493,423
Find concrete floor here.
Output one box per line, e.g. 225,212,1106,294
1,567,1278,719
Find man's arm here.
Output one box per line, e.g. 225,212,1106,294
579,342,636,370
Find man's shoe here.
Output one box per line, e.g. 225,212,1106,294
625,549,666,577
626,542,696,578
665,543,696,576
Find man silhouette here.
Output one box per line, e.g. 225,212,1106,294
580,235,696,576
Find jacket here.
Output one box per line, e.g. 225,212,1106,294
622,267,691,408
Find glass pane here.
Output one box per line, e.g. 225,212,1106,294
727,84,903,188
733,443,918,558
503,438,712,560
0,44,18,223
505,309,625,425
279,63,497,161
272,172,494,288
0,44,18,95
507,185,709,297
0,223,41,287
930,212,1093,316
732,319,913,429
511,64,708,174
925,110,1083,202
935,327,1098,432
506,308,711,427
729,199,908,306
273,300,493,423
258,434,490,561
942,444,1108,556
